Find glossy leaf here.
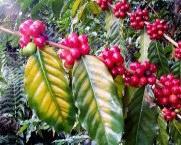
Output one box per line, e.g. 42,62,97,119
170,120,181,145
24,46,76,132
148,42,169,76
114,76,124,100
157,115,169,145
51,0,64,18
72,0,82,17
125,87,158,145
87,1,101,15
72,55,124,145
171,61,181,80
105,12,125,47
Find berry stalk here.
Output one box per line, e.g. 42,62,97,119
0,26,70,50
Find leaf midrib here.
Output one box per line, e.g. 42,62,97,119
134,88,145,145
82,56,110,144
35,49,64,120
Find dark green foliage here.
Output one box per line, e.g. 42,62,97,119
125,88,158,145
148,41,170,76
171,61,181,80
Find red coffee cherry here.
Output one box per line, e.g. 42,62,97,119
58,33,90,69
34,36,46,48
96,0,112,10
146,19,168,40
154,74,181,121
99,46,125,77
19,19,33,35
113,0,130,19
130,8,149,30
124,61,157,87
19,19,47,49
19,35,31,48
162,108,176,121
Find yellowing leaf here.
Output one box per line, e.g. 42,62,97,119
72,55,124,145
24,46,76,132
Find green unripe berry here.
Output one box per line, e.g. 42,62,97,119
20,42,37,56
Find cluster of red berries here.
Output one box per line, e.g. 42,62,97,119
130,8,149,30
146,19,168,40
175,41,181,60
162,108,177,121
123,61,157,87
19,19,47,49
58,33,90,69
99,46,125,77
113,0,130,19
154,74,181,121
96,0,112,10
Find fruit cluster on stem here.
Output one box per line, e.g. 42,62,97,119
99,46,125,77
113,0,130,19
58,33,90,69
19,19,47,49
95,0,179,60
130,8,149,30
153,74,181,121
96,0,112,10
146,19,168,40
123,61,157,87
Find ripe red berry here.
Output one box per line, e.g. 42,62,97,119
146,19,168,40
139,77,147,86
34,36,46,48
162,108,176,121
130,75,139,86
96,0,112,10
124,61,157,87
58,49,70,59
65,54,74,65
19,35,31,48
70,48,81,59
58,33,90,68
29,24,42,37
78,34,88,44
33,20,46,34
169,94,179,106
154,74,181,120
113,1,130,19
99,46,125,77
130,8,149,30
19,19,33,35
81,44,90,55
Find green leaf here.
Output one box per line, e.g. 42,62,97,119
24,46,76,132
87,1,101,15
51,0,64,18
72,0,82,17
31,0,47,19
138,32,151,62
114,76,124,100
125,88,158,145
171,61,181,80
72,55,124,145
148,42,169,76
157,115,169,145
170,120,181,145
105,12,125,47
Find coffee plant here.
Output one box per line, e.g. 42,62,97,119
0,0,180,144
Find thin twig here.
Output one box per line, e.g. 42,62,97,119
0,26,70,50
163,34,178,47
0,26,21,36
